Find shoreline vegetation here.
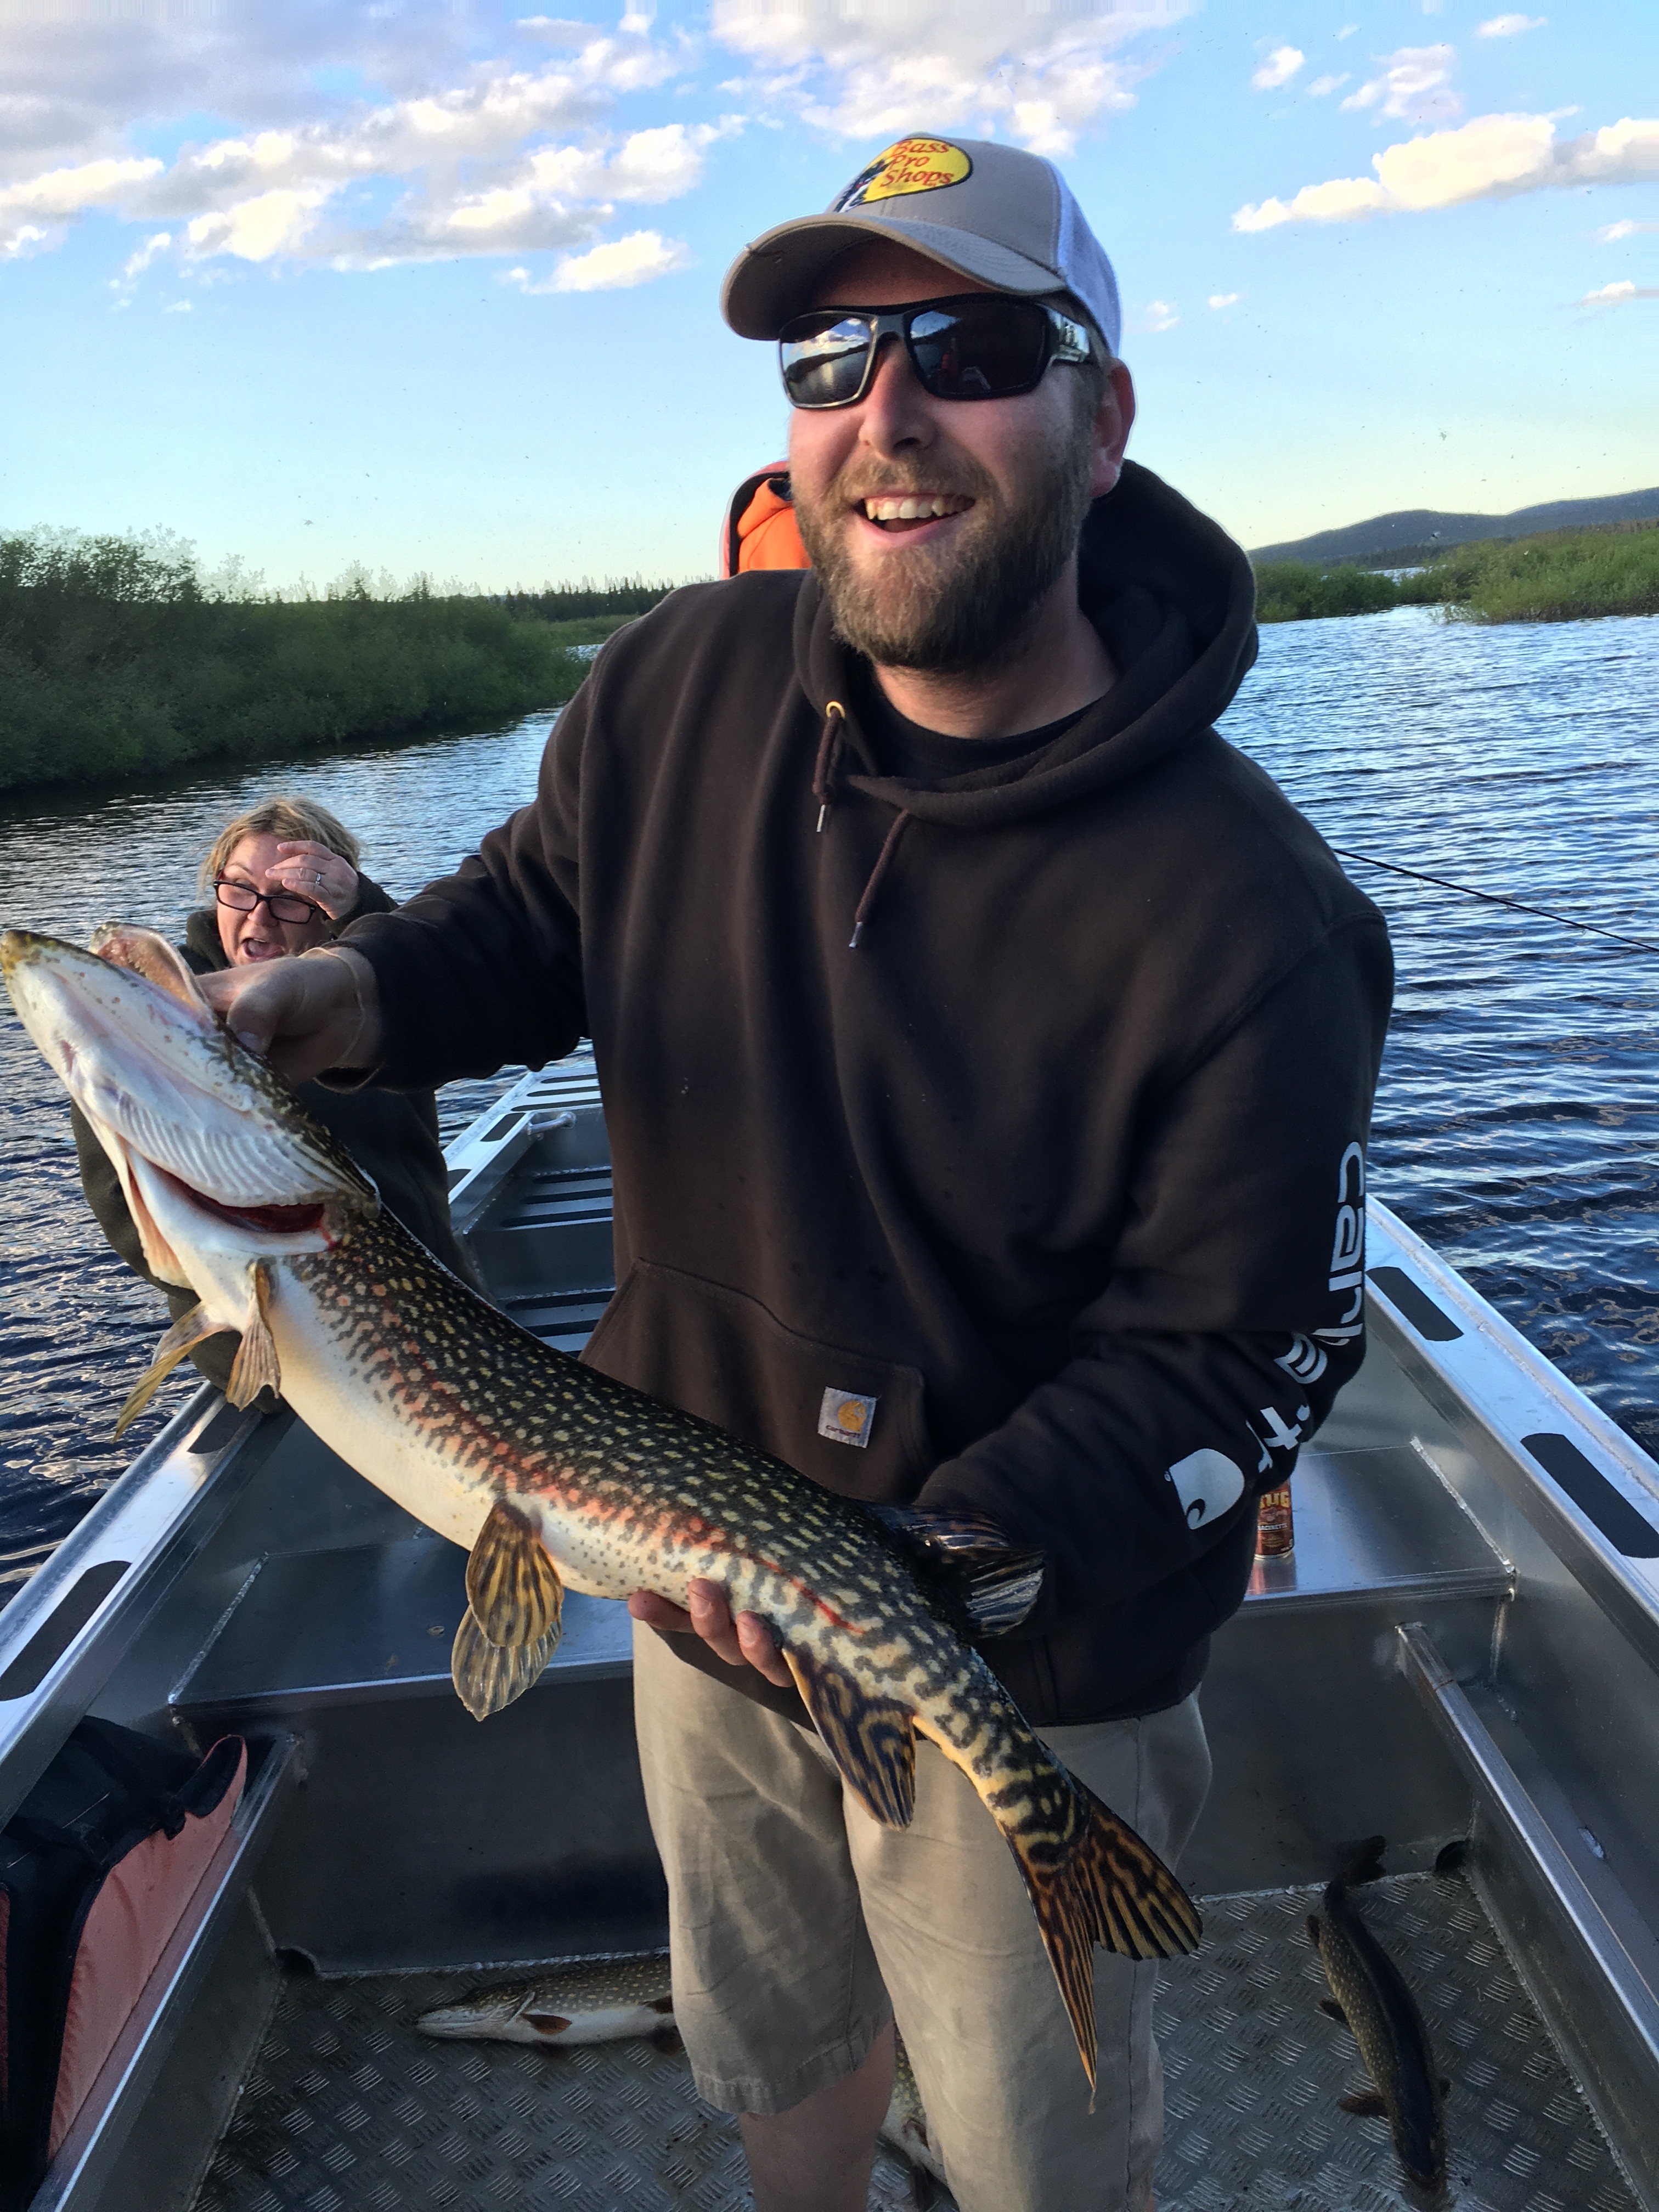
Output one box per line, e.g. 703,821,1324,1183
0,530,676,798
3,515,1655,800
1254,518,1659,627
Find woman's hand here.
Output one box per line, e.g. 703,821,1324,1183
628,1578,794,1689
270,839,359,922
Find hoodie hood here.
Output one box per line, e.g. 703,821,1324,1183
794,459,1258,831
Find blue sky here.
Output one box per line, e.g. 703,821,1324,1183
3,0,1655,589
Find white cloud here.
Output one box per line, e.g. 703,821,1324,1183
163,298,193,313
1252,47,1304,92
1341,45,1459,125
0,8,712,291
1207,291,1240,308
1130,297,1180,333
1234,111,1659,230
1477,14,1546,36
1579,279,1659,306
1600,217,1659,240
709,0,1194,157
1308,75,1350,98
109,227,171,303
1337,24,1358,37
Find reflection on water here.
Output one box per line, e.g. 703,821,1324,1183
2,606,1657,1599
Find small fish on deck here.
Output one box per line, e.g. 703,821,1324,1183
881,2033,950,2207
1307,1836,1451,2208
417,1953,679,2051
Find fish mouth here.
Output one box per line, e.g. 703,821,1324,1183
3,927,373,1273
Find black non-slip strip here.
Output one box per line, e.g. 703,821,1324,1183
1522,1432,1659,1560
0,1560,130,1700
1367,1267,1464,1342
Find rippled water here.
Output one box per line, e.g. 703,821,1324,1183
3,606,1657,1598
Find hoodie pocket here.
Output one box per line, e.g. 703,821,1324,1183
581,1259,933,1500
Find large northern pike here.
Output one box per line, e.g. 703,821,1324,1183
3,924,1201,2086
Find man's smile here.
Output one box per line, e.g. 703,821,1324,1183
860,492,976,532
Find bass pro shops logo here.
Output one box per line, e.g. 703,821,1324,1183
832,138,973,210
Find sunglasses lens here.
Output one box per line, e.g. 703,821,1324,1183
780,314,877,409
909,300,1049,400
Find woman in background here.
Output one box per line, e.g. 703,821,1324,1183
76,794,475,1406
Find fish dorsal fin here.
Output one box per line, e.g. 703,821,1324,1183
114,1302,239,1437
866,1506,1046,1638
91,924,212,1018
465,1499,564,1648
225,1260,280,1407
782,1645,917,1829
451,1605,562,1719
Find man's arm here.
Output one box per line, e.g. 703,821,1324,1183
199,686,595,1086
919,918,1392,1635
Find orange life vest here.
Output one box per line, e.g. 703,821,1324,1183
721,464,811,577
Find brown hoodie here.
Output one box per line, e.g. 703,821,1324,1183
348,461,1393,1725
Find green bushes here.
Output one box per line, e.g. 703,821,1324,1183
1252,562,1407,623
1252,522,1659,627
0,531,607,797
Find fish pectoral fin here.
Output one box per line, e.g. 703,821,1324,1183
782,1646,917,1829
1306,1915,1323,1949
1319,1997,1348,2024
451,1603,560,1720
867,1505,1046,1638
225,1260,280,1408
465,1498,564,1649
1339,2090,1389,2118
114,1304,238,1437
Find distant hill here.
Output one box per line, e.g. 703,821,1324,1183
1251,487,1659,568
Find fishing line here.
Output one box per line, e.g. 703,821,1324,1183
1330,849,1659,958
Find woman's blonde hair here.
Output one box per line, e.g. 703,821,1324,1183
200,796,362,895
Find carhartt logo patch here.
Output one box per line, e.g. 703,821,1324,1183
819,1387,878,1448
831,138,972,211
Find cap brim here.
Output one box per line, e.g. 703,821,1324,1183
721,212,1068,340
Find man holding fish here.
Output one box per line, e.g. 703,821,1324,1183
186,138,1393,2212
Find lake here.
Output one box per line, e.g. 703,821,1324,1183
3,605,1657,1600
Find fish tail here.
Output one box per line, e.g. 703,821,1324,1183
1002,1769,1203,2089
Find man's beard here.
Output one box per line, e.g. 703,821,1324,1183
794,408,1096,678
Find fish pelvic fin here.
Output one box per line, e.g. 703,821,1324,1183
783,1646,917,1829
928,1743,1201,2091
225,1260,280,1407
867,1506,1046,1639
1319,1997,1349,2024
114,1303,238,1437
466,1498,564,1649
450,1604,561,1720
1339,2090,1389,2118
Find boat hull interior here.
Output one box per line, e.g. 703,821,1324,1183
4,1053,1657,2211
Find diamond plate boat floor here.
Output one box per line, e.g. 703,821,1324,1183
193,1875,1637,2212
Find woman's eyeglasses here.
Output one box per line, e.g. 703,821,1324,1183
778,294,1091,412
215,878,322,926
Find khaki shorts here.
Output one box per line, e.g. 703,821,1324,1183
631,1622,1211,2212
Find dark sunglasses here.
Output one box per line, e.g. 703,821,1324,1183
778,294,1092,411
215,878,322,926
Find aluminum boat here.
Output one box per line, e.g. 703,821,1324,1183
3,1049,1656,2211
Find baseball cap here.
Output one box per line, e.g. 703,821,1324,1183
721,134,1121,357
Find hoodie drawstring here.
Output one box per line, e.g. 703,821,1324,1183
848,810,912,950
812,700,846,833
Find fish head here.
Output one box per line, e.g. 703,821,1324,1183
2,926,377,1291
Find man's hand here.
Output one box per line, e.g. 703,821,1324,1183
198,947,383,1082
629,1577,794,1689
